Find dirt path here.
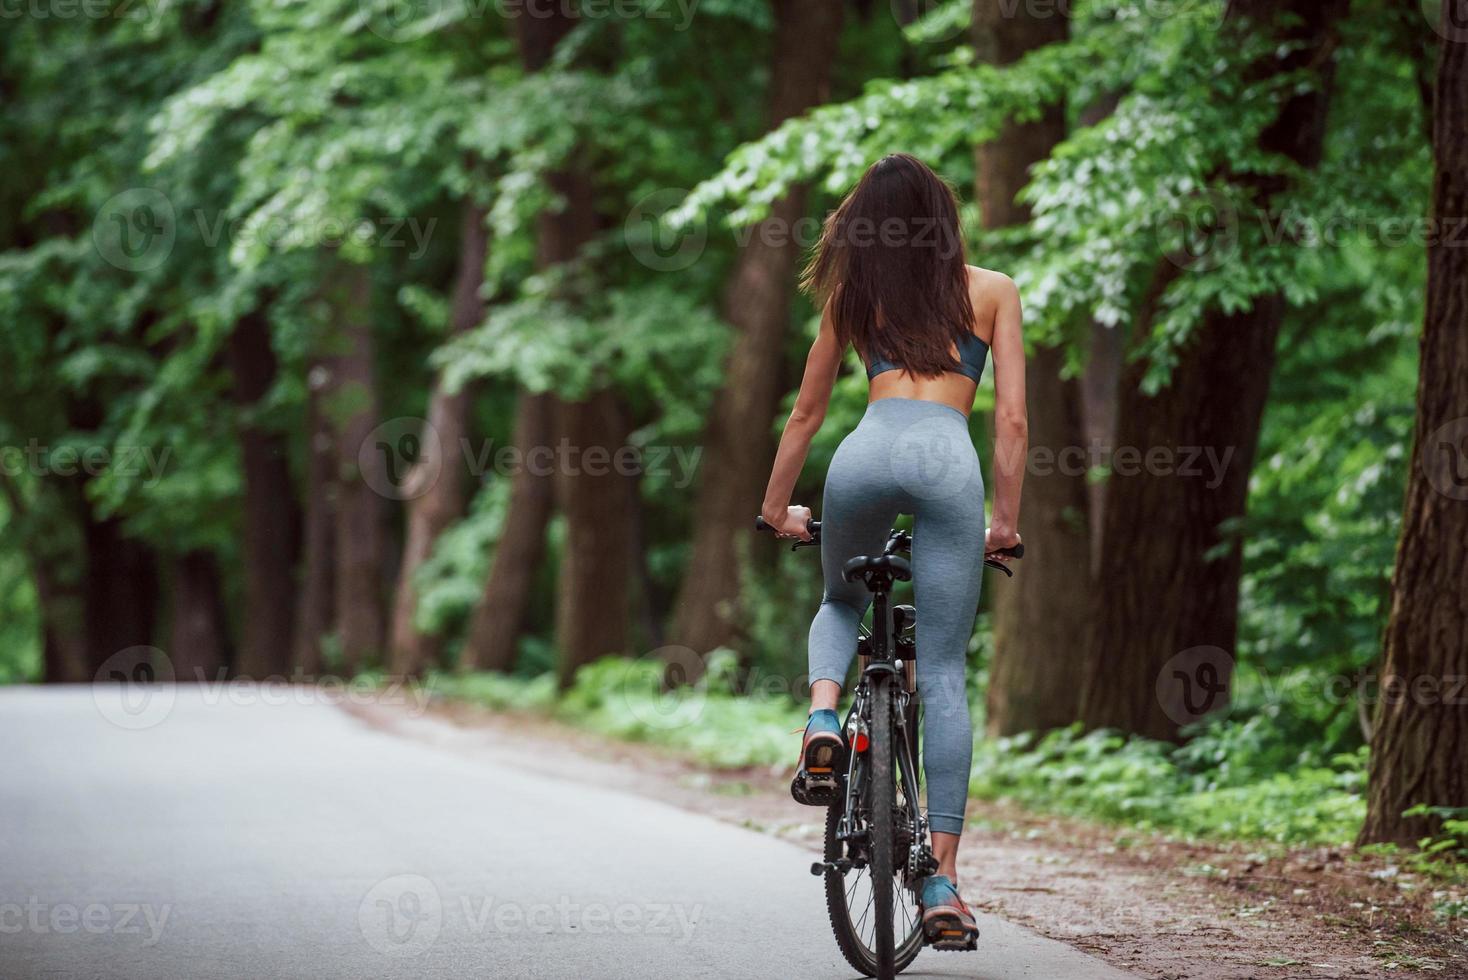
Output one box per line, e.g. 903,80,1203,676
344,698,1467,979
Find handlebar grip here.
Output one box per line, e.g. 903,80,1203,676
754,515,821,546
1003,543,1024,559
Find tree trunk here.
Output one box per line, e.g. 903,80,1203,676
324,260,387,673
461,392,554,673
83,514,159,670
293,365,337,676
1079,0,1347,740
512,5,640,685
667,0,846,678
0,472,88,682
1359,19,1468,846
973,1,1087,736
553,388,639,687
168,550,231,682
226,309,300,678
388,206,487,677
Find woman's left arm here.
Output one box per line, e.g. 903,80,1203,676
760,299,844,540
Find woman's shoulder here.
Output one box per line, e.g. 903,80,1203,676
963,266,1019,334
963,264,1018,297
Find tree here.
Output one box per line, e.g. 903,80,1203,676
1360,17,1467,845
227,308,300,678
668,0,846,678
1079,0,1349,739
460,392,554,672
323,259,387,672
973,0,1089,737
388,205,487,676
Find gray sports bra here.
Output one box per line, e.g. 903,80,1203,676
865,331,989,383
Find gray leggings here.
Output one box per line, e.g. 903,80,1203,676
808,398,986,836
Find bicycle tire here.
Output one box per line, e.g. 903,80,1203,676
821,674,923,978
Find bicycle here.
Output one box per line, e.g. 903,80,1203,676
756,515,1022,980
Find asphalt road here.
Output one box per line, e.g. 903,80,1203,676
0,686,1133,980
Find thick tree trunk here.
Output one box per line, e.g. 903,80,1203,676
461,392,554,673
324,260,387,673
511,6,640,685
1079,0,1347,740
974,1,1087,736
1359,21,1468,846
168,550,231,682
667,0,845,677
553,388,639,686
83,514,159,670
292,367,337,676
227,309,300,678
388,206,487,677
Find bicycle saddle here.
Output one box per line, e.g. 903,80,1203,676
842,554,913,584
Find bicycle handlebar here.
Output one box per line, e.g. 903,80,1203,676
754,515,1024,568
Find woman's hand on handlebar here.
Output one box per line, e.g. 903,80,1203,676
985,524,1022,561
762,504,813,542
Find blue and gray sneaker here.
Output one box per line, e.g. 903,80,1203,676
790,709,844,806
920,875,980,950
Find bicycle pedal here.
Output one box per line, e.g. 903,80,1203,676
924,923,980,951
790,770,840,807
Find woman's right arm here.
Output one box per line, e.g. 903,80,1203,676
760,298,843,540
986,276,1027,555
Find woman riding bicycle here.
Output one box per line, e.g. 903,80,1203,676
759,153,1027,947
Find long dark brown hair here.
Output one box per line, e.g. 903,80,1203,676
802,153,975,378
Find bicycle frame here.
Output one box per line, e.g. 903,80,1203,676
835,534,935,888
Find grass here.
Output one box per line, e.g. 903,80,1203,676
427,656,1385,847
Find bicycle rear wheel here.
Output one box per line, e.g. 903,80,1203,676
823,675,922,978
